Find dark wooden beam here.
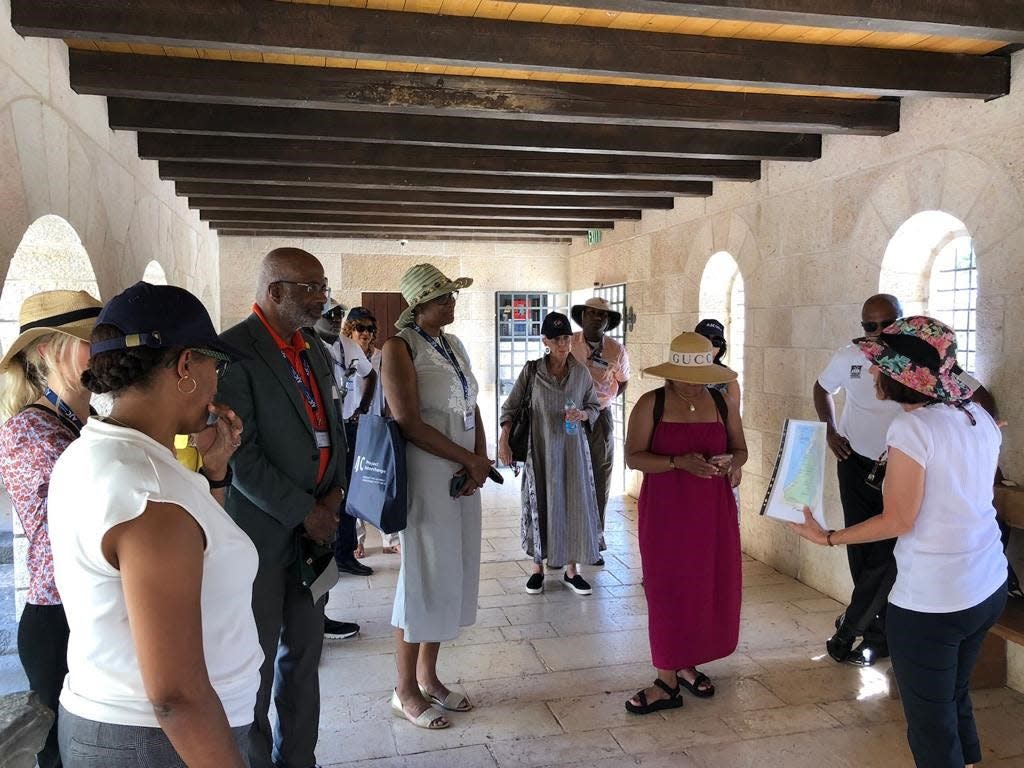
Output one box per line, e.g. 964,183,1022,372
217,230,574,244
532,1,1024,44
137,134,760,181
195,201,643,221
206,214,613,230
73,51,898,136
13,0,1011,96
209,222,589,237
110,100,822,161
159,161,712,196
175,183,676,210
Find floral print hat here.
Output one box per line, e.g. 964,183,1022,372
855,316,974,403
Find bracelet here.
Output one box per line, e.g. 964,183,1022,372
826,529,836,547
668,455,676,470
200,464,233,490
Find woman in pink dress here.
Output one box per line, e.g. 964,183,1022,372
623,332,747,714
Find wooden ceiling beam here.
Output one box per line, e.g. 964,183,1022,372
110,100,822,162
535,1,1024,44
175,183,676,210
11,0,1009,97
158,161,711,196
137,134,760,181
209,222,590,237
73,51,898,136
216,230,574,244
194,201,643,221
206,214,613,230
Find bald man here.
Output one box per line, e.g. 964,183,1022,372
218,248,346,768
813,294,905,667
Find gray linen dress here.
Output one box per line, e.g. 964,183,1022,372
500,355,603,567
391,328,482,643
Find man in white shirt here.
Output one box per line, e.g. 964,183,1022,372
814,294,904,666
314,301,374,580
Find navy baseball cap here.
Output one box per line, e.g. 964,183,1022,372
346,306,376,324
90,282,243,361
541,312,573,339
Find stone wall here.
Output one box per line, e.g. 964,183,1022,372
219,236,569,445
0,1,220,620
568,51,1024,611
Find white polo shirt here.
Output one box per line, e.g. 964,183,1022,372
817,343,902,459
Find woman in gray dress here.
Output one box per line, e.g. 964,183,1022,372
381,264,493,730
498,312,602,595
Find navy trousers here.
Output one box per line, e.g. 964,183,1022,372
888,583,1007,768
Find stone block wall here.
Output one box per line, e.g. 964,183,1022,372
219,236,569,446
569,52,1024,611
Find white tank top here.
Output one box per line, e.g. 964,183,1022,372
48,420,262,727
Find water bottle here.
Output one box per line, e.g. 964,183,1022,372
564,398,579,436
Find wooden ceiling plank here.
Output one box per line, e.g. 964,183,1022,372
13,0,1012,97
175,182,676,209
204,212,615,228
215,229,575,243
209,221,591,235
196,200,641,220
190,197,644,219
108,99,823,161
136,133,760,180
157,160,713,196
71,50,898,136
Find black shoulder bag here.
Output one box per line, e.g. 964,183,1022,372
507,360,539,462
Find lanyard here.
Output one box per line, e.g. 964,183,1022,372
412,325,470,404
42,386,84,433
281,349,320,414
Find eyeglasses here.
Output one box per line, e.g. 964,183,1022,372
272,280,330,296
191,348,229,377
861,319,897,334
429,291,458,305
352,323,377,333
865,451,888,491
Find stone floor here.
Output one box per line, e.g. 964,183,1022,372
316,478,1024,768
3,479,1024,766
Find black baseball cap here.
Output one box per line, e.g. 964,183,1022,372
90,282,243,361
541,312,573,339
694,318,726,345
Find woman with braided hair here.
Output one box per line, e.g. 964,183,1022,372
47,282,261,768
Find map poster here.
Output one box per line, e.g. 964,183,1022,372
760,419,828,528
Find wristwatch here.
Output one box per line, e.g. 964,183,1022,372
200,464,233,489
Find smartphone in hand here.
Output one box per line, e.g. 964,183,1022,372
449,472,469,498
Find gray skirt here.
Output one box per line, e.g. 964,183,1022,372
58,706,250,767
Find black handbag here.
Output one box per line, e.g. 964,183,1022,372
507,360,539,462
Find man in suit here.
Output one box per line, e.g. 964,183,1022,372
218,247,347,768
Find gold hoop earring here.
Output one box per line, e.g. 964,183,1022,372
177,376,197,395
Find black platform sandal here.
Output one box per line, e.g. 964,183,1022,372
624,678,683,715
677,670,715,699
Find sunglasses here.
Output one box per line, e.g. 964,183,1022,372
429,291,458,305
861,318,897,334
352,323,377,333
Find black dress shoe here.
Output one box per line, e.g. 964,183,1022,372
845,639,889,667
324,618,360,639
826,632,855,663
336,558,373,576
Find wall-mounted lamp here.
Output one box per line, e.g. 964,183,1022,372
625,305,637,333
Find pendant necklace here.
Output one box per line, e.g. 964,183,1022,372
672,387,697,412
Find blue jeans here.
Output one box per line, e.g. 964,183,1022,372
58,706,250,767
888,583,1007,768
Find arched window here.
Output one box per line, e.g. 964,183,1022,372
0,215,99,619
698,251,745,392
879,211,977,374
142,259,168,285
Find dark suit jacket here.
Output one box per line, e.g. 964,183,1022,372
217,313,347,568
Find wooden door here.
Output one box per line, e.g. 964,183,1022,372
360,292,408,345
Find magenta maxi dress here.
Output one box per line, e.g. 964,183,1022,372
638,415,742,670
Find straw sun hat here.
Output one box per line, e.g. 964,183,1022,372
395,263,473,329
0,289,103,372
643,332,738,385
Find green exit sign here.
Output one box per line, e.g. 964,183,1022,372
587,229,602,245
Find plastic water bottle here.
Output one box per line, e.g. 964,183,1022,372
564,398,578,436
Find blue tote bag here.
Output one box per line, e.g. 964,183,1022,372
345,412,408,534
